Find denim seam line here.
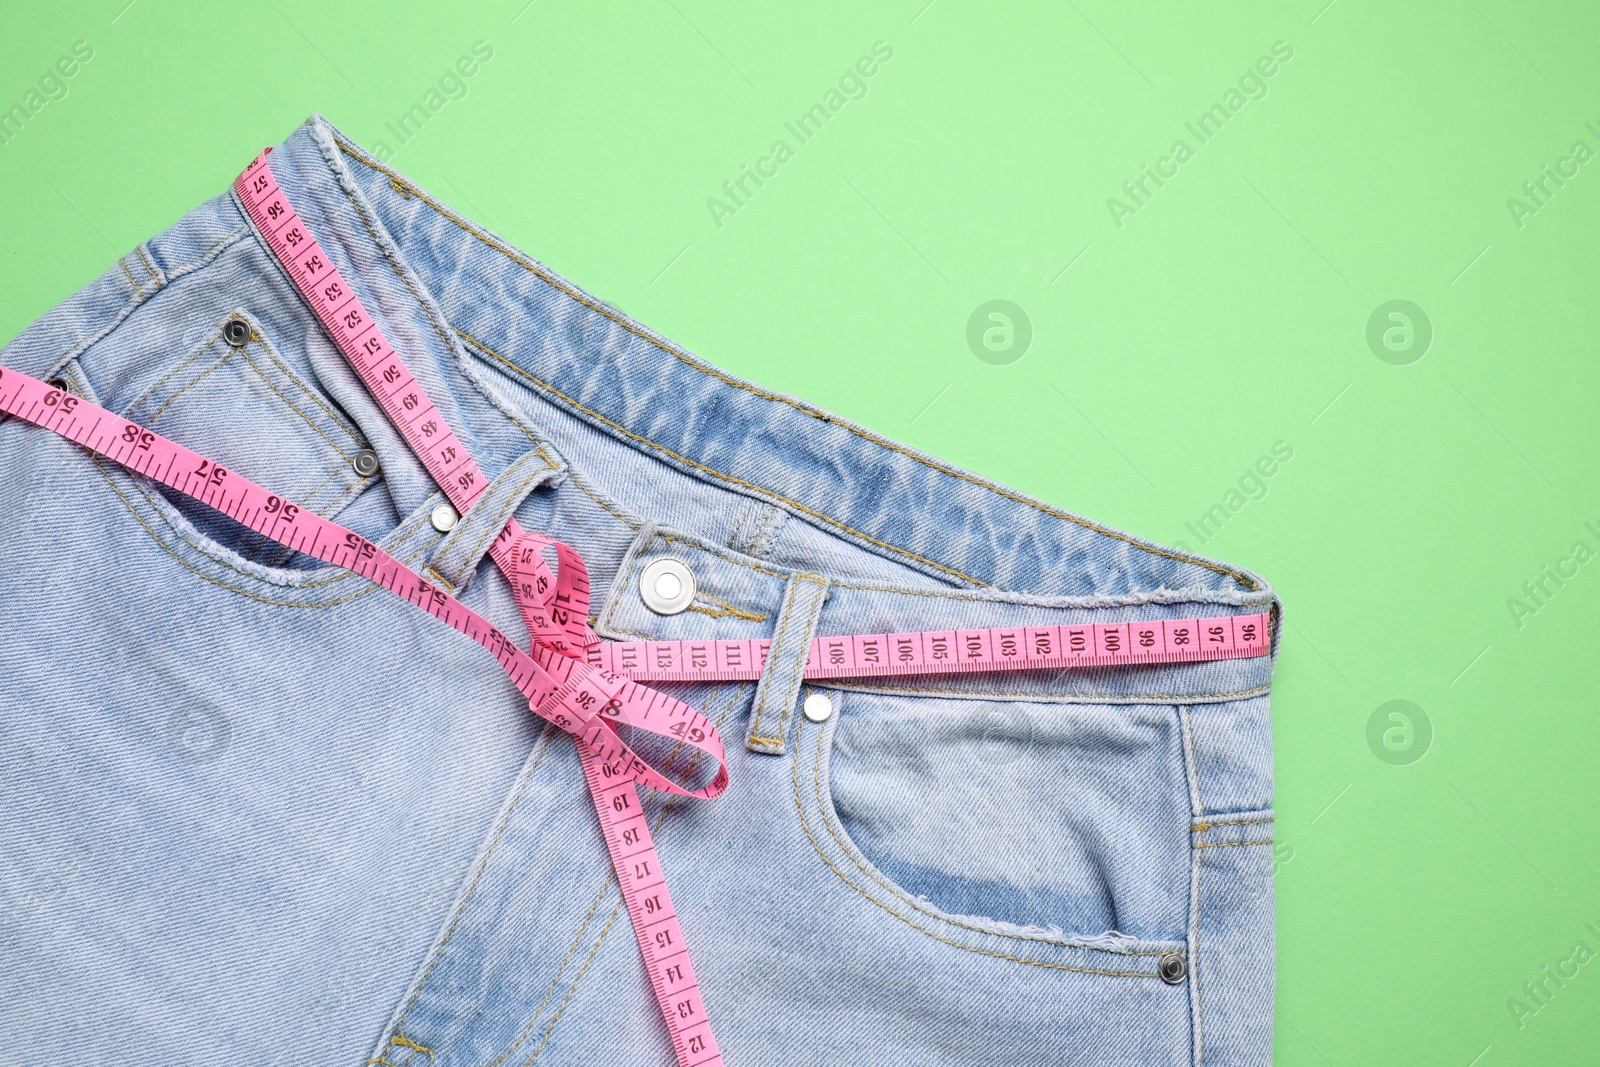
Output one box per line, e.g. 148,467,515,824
93,453,435,609
117,256,147,300
455,328,983,588
794,714,1176,968
380,726,562,1053
1174,704,1206,1067
134,244,162,289
474,683,743,1067
241,314,369,445
126,335,222,425
684,591,767,623
40,227,250,387
63,363,442,600
334,141,1259,593
236,336,363,465
1191,815,1274,832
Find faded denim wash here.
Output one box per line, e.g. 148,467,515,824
0,116,1280,1065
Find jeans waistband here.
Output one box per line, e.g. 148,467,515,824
20,114,1279,705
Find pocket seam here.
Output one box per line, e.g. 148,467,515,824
792,712,1180,973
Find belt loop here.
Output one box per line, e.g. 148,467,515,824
426,450,562,592
745,572,829,755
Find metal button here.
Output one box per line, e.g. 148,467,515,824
430,502,459,533
46,377,69,391
352,448,381,478
1159,953,1188,985
638,557,695,615
222,317,251,348
802,692,833,723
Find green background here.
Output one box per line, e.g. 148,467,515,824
4,1,1597,1062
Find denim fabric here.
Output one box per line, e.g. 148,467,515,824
0,115,1280,1066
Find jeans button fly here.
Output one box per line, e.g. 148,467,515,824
639,557,695,615
430,502,459,532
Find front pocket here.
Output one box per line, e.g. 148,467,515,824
107,312,373,565
793,688,1192,973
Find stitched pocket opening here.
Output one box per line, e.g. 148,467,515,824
84,313,376,570
815,691,1193,948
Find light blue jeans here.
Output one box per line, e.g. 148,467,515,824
0,116,1280,1066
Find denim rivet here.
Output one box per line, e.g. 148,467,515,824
430,502,459,533
1159,953,1187,984
802,692,833,723
46,377,69,391
639,557,695,615
352,448,381,478
222,317,251,348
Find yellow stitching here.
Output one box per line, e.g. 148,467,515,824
127,335,221,423
655,530,792,580
749,576,800,740
311,466,365,515
791,720,1165,973
301,459,353,506
390,729,559,1034
456,328,984,585
238,343,356,460
1191,815,1274,832
483,685,738,1066
246,332,366,443
683,591,767,622
168,227,249,277
827,681,1274,702
118,466,422,588
562,463,638,528
134,244,161,287
146,348,237,428
341,142,1258,590
481,881,613,1067
522,905,625,1065
1193,840,1273,849
729,497,756,550
94,459,430,607
366,1034,436,1066
117,257,144,299
747,735,785,746
807,718,1173,956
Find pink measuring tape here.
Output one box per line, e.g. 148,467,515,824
0,149,1271,1065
